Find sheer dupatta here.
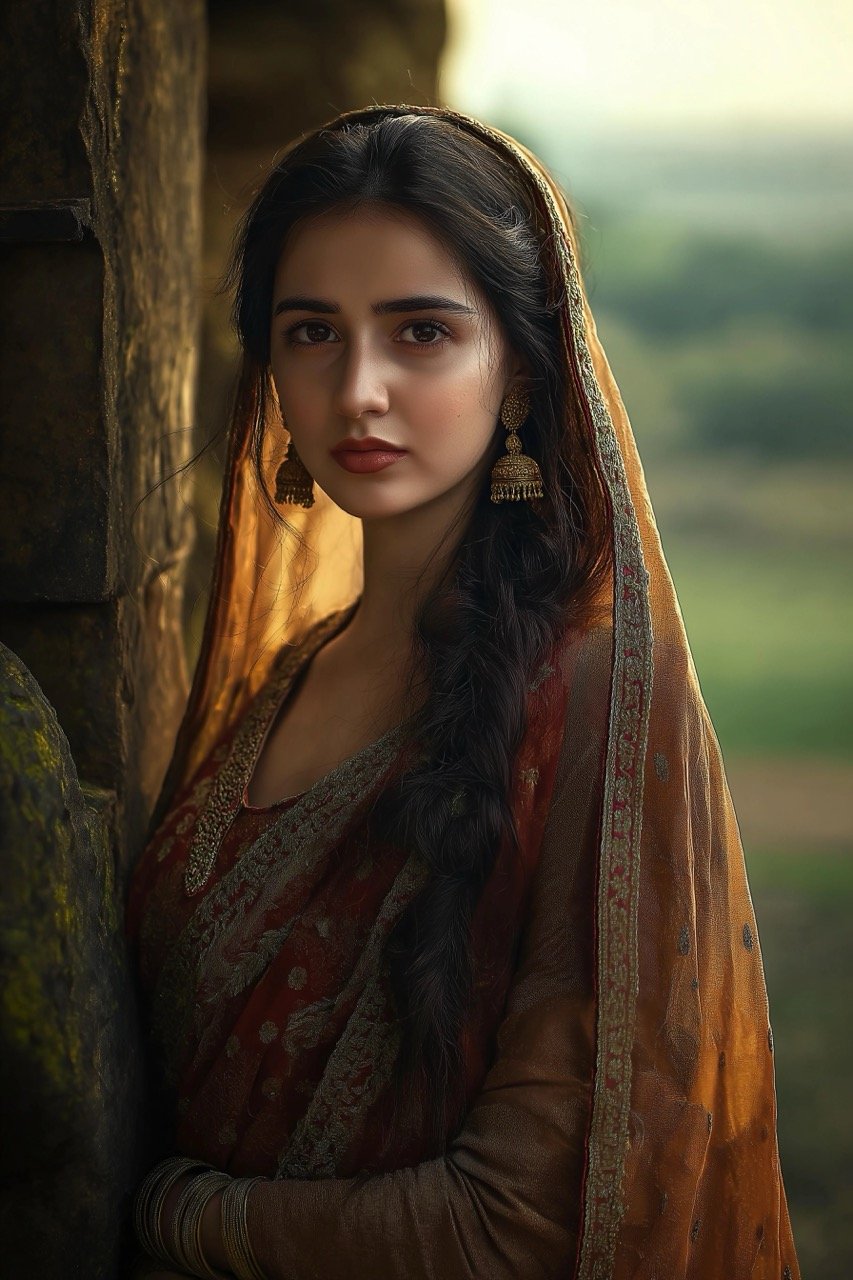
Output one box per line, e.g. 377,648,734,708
137,105,799,1278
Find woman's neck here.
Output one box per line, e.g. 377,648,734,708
347,482,473,651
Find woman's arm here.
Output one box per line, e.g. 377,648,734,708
158,979,592,1280
151,986,592,1280
250,992,593,1280
243,695,598,1280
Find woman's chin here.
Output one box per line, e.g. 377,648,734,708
319,478,444,523
331,496,429,522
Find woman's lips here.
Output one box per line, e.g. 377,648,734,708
331,448,408,474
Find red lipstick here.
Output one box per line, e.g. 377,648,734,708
331,436,408,474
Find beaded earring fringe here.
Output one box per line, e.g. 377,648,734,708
490,453,545,503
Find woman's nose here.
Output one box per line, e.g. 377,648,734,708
332,341,390,421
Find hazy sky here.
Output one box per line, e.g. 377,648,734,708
441,0,853,135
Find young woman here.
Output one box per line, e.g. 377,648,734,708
126,105,800,1279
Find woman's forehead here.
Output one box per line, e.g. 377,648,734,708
273,205,481,309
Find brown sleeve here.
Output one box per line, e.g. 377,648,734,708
248,632,607,1280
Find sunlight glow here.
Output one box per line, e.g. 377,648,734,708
441,0,853,134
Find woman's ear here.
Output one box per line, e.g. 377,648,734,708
506,352,531,386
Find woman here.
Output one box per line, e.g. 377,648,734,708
126,105,800,1279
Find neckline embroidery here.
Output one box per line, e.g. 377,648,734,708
184,607,358,897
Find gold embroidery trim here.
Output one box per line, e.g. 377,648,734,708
451,115,654,1277
154,717,406,1085
183,607,355,897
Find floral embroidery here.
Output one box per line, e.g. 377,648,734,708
287,966,308,990
151,708,407,1084
277,856,428,1178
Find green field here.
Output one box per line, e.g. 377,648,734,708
573,162,853,1278
748,850,853,1279
662,533,853,760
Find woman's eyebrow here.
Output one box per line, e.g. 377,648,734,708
273,294,476,317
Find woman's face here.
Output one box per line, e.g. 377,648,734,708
269,205,522,521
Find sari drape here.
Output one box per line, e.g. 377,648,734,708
126,104,799,1278
127,606,577,1182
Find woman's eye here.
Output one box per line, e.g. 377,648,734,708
287,321,337,345
399,320,451,346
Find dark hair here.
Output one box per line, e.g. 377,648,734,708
225,110,612,1144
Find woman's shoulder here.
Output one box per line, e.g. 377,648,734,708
552,617,703,716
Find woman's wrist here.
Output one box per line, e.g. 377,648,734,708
135,1158,232,1278
134,1156,267,1279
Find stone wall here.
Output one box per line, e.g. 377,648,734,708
0,0,205,867
0,2,206,1275
0,645,148,1278
0,2,446,1274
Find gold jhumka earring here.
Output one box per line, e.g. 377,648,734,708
274,432,315,508
490,386,544,503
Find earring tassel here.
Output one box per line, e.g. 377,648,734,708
490,431,544,503
490,476,545,502
274,441,315,508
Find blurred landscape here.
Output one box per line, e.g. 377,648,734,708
506,118,853,1276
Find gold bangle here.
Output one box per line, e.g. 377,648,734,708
175,1170,232,1278
220,1176,267,1280
133,1156,212,1263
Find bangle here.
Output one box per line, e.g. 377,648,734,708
133,1156,213,1263
220,1176,267,1280
173,1169,232,1278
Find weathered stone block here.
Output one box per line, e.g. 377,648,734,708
0,240,110,601
0,644,147,1279
0,567,188,871
0,0,92,199
0,0,204,858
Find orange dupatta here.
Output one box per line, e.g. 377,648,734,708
136,105,799,1279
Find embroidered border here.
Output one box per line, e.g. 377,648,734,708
460,116,655,1276
155,620,408,1081
155,725,407,1082
183,607,354,897
275,856,428,1179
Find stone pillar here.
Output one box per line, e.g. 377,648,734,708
0,646,146,1279
0,0,205,866
0,2,205,1276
